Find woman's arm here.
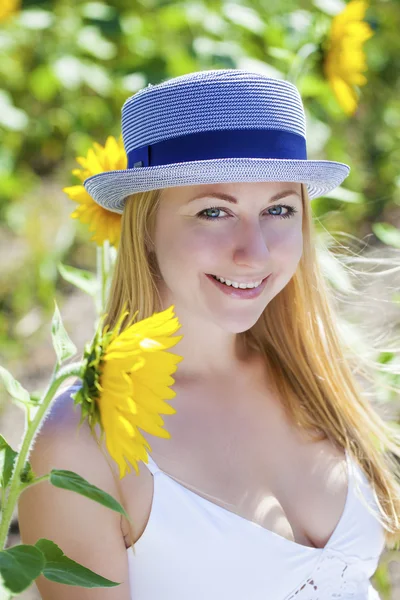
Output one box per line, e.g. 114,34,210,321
18,388,132,600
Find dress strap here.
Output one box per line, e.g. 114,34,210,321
142,454,161,476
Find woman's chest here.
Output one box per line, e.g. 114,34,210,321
121,379,349,549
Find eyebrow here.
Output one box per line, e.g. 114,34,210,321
187,189,301,205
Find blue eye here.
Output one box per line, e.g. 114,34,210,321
197,204,298,221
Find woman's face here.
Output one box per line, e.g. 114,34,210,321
152,181,304,333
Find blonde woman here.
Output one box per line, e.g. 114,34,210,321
19,69,400,599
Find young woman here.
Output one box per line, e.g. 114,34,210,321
19,69,400,599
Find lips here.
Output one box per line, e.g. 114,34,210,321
206,273,270,299
208,274,268,285
210,275,256,287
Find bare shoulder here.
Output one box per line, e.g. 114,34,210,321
32,382,114,477
18,381,132,599
32,379,125,504
41,380,90,431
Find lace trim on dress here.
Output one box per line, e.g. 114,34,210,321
284,547,378,599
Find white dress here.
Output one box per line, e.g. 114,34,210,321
127,449,385,599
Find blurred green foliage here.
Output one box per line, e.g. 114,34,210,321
0,0,399,352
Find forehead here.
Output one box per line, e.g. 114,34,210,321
160,181,303,204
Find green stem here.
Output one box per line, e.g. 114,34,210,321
0,483,3,518
102,239,110,311
101,241,106,311
96,245,103,320
0,361,82,549
18,474,50,495
95,240,110,330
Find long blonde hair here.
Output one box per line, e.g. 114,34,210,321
103,182,400,551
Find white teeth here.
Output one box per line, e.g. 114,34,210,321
213,275,262,289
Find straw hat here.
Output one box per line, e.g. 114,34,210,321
84,68,350,214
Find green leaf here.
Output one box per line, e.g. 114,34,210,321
81,3,117,20
0,367,31,407
371,560,392,598
51,300,77,364
35,539,120,587
0,436,34,489
29,392,41,405
0,545,45,593
322,187,363,203
372,222,400,249
77,26,117,60
29,64,60,102
267,47,296,63
221,4,265,34
17,9,54,30
378,352,396,365
0,436,17,489
57,262,98,296
49,469,131,521
0,91,29,132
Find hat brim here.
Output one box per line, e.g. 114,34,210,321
83,158,350,214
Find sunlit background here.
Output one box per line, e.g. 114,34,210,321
0,0,399,597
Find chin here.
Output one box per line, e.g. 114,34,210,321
216,312,265,334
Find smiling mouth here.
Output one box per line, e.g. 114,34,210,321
208,274,268,282
208,274,268,288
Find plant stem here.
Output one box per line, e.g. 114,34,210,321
18,474,50,495
101,241,106,311
96,245,102,320
95,240,110,330
102,239,110,312
0,362,82,549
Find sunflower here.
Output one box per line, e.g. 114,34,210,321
72,304,183,479
63,136,127,248
0,0,20,22
323,0,374,116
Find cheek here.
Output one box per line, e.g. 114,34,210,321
155,222,227,276
271,227,303,269
184,228,231,266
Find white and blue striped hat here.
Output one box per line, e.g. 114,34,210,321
83,68,350,214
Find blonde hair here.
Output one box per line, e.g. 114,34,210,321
103,183,400,553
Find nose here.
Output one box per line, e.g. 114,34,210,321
232,218,271,271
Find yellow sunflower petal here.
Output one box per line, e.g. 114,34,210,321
71,168,88,183
324,0,373,115
0,0,20,21
64,136,124,247
132,378,178,415
93,306,183,478
329,75,359,116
